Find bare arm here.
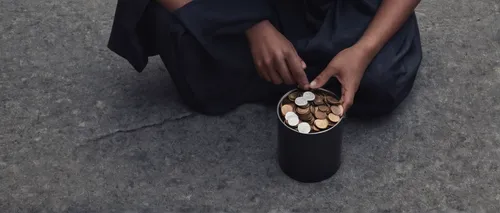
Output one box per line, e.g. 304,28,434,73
157,0,191,11
310,0,422,111
355,0,422,60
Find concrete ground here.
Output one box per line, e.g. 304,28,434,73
1,0,499,212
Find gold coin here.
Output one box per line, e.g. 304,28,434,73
314,108,327,120
282,98,293,105
281,104,294,116
330,105,343,116
318,105,330,112
288,91,299,102
328,113,340,123
314,119,329,129
299,113,311,122
313,95,324,105
299,103,310,109
326,95,341,105
296,106,310,115
307,113,315,121
312,125,320,132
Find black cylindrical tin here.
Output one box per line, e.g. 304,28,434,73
276,88,344,183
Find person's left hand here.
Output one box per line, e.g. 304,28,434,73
309,44,374,114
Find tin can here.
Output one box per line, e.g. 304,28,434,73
276,88,344,183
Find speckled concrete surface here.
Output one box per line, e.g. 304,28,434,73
1,0,499,212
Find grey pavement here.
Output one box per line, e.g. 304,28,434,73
1,0,499,212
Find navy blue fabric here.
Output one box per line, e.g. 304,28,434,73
107,0,423,117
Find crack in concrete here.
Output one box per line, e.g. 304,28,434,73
86,112,195,143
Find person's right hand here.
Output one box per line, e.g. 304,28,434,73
246,20,309,89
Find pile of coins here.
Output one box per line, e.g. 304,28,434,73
280,90,344,134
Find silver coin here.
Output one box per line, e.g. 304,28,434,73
294,97,308,106
297,122,311,134
287,117,299,127
285,112,298,121
302,91,315,101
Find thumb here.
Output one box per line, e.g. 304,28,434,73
310,67,337,89
340,83,355,113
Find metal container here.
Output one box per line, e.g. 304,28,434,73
276,88,344,183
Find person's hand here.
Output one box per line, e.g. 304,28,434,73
246,20,309,89
309,44,374,113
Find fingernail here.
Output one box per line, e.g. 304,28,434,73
301,61,307,69
310,81,317,88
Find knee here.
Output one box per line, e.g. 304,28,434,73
348,85,398,118
347,69,413,118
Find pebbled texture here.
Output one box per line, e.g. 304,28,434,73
0,0,499,212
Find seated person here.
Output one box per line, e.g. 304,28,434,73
107,0,423,118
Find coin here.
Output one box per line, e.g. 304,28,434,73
313,95,325,105
288,92,299,102
294,97,308,108
326,95,341,105
279,89,343,133
282,97,293,105
302,91,315,101
297,122,311,134
285,112,298,121
318,105,330,112
314,108,327,120
281,104,294,116
330,105,343,116
296,106,310,115
287,116,300,127
298,113,309,122
328,113,340,123
306,113,315,121
314,119,329,129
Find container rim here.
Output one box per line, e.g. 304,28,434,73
276,88,344,135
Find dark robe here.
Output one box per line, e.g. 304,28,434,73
107,0,423,117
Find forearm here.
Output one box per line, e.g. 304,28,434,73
246,20,272,39
356,0,421,59
157,0,191,11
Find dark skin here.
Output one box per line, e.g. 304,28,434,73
158,0,422,114
245,20,309,87
308,0,422,113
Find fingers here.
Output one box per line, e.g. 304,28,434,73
310,66,337,89
267,66,283,84
256,61,285,85
340,86,353,113
254,47,307,86
275,57,295,85
286,52,309,90
255,60,272,82
261,57,283,84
